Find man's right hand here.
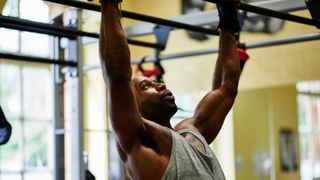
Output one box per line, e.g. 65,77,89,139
98,0,123,3
87,0,123,4
217,0,242,32
219,0,240,6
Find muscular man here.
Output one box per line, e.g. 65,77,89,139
99,0,241,179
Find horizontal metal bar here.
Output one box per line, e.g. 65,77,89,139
124,0,307,37
237,0,306,15
204,0,319,27
0,15,91,39
0,15,162,49
246,33,320,49
131,33,320,63
130,48,218,64
43,0,219,35
0,21,77,39
239,3,317,27
0,52,78,66
127,39,165,50
82,32,320,71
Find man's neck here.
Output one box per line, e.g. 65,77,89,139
142,115,173,129
158,121,173,129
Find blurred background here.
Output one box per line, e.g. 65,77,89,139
0,0,319,180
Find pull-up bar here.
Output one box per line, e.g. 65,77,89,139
0,15,163,49
0,52,77,67
131,33,320,64
204,0,320,28
43,0,219,36
82,32,320,71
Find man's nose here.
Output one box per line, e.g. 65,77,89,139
156,83,166,91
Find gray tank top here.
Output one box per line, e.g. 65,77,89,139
161,129,225,180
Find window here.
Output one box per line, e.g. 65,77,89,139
0,0,53,179
0,28,19,53
19,0,50,58
0,64,53,180
0,0,50,58
297,80,320,180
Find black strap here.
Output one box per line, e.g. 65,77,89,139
0,106,12,145
154,56,165,83
137,57,147,73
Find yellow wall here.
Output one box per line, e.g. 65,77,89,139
0,0,7,13
233,86,300,180
272,86,300,180
233,88,271,180
239,11,320,91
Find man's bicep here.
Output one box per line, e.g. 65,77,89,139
108,80,144,152
192,89,235,143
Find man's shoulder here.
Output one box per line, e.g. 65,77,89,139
120,120,173,179
142,120,172,142
174,117,198,132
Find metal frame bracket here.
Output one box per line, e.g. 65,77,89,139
154,25,172,51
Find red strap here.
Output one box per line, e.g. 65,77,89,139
143,66,162,77
237,48,249,61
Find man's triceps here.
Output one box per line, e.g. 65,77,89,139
108,82,145,153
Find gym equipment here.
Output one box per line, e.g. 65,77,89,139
182,0,209,41
0,51,77,66
216,0,242,32
129,32,320,64
305,0,320,29
82,32,320,72
136,56,165,83
0,1,319,179
204,0,320,28
43,0,219,36
0,15,163,49
0,106,12,145
125,0,306,38
237,44,249,72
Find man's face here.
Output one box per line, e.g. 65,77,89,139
132,76,177,120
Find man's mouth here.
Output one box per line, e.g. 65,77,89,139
161,90,174,100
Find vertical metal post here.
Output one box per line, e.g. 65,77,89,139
51,14,65,180
67,9,85,180
52,58,65,180
268,92,276,180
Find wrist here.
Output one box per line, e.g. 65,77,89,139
100,0,122,6
217,2,241,32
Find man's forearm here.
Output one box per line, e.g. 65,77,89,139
212,29,240,92
99,1,131,81
212,0,241,91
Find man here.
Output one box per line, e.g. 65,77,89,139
99,0,241,179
